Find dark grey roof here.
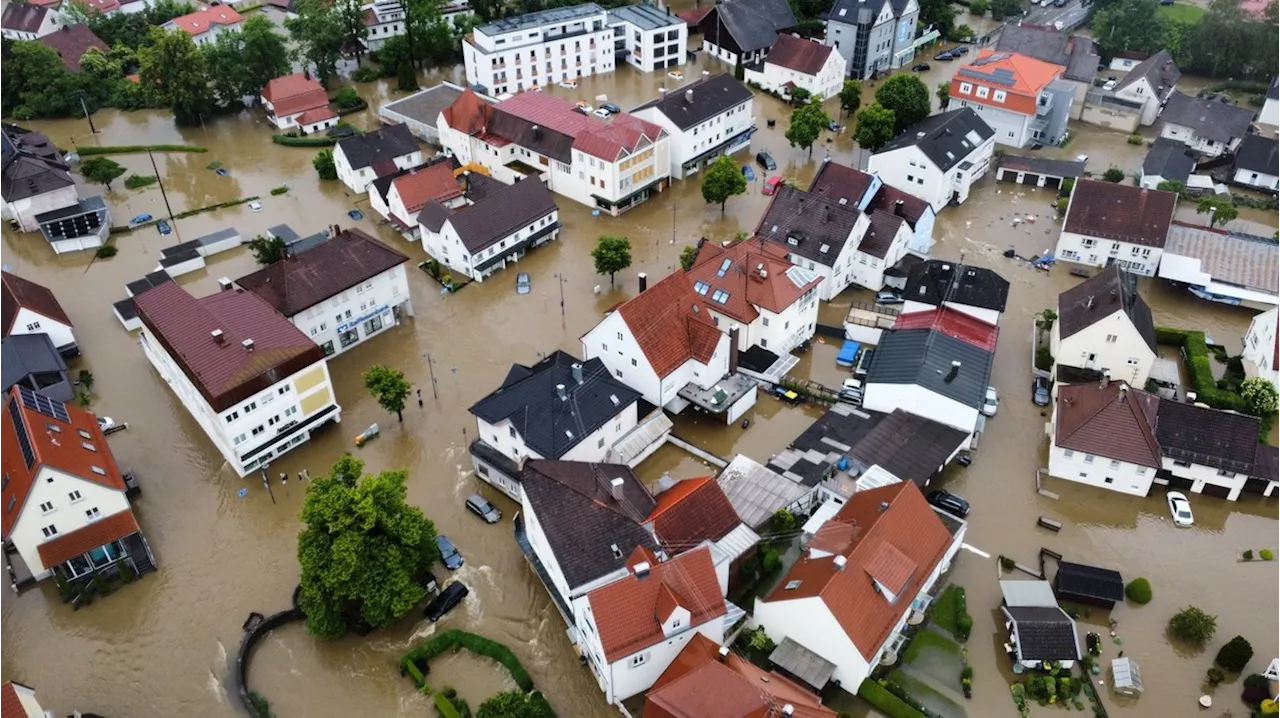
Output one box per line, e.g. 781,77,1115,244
267,224,300,242
876,108,994,172
789,405,886,459
994,25,1097,82
1,334,73,402
904,260,1010,312
476,3,603,36
1269,77,1279,101
380,82,470,125
1115,50,1180,97
865,329,993,409
996,154,1086,179
517,459,660,590
1,125,74,203
428,176,558,254
1160,92,1255,145
1006,606,1080,661
861,211,906,259
1141,137,1197,183
2,3,49,33
469,350,641,459
632,74,753,131
827,0,888,27
125,270,173,298
1057,266,1156,353
1055,561,1124,603
851,409,969,484
755,184,862,266
608,3,682,30
1154,399,1261,475
335,123,419,170
1235,134,1279,176
715,0,795,52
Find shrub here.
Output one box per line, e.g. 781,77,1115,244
247,691,275,718
270,185,289,196
1263,549,1275,561
956,613,974,641
1215,635,1254,672
1102,167,1125,183
274,134,339,147
1244,549,1255,560
1207,667,1225,685
353,66,380,82
1154,327,1248,412
95,244,118,259
78,144,207,155
858,680,926,718
772,507,797,531
969,0,989,14
1124,577,1152,604
1169,606,1218,646
761,547,782,574
961,665,974,680
402,630,534,692
1262,698,1279,717
124,174,158,189
746,626,776,653
335,87,362,109
1126,135,1144,145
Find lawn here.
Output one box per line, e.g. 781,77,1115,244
930,585,963,635
1156,2,1206,23
904,628,962,664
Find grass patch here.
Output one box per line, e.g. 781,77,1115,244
931,586,963,635
904,628,962,663
171,196,260,220
78,144,207,155
1156,2,1205,22
124,174,158,190
859,680,927,718
273,134,340,147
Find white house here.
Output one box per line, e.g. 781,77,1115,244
234,228,411,358
2,682,51,718
1,125,79,233
1,4,62,40
694,0,795,70
1,385,156,585
2,271,78,357
468,352,642,501
162,6,243,45
1000,581,1082,670
753,482,965,695
1233,134,1279,192
743,34,845,101
1159,91,1256,158
463,3,614,96
360,0,406,51
607,3,687,74
754,183,877,300
1111,50,1180,127
902,260,1009,327
630,73,755,180
1242,307,1278,391
869,107,996,211
1260,77,1279,129
134,281,341,478
948,50,1074,149
367,158,464,234
333,123,423,194
1053,179,1177,276
1052,266,1157,388
260,73,336,135
808,159,939,259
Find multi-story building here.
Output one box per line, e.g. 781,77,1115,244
134,281,341,477
868,107,995,211
824,0,920,79
1111,50,1180,127
361,0,406,51
1053,179,1176,276
744,34,846,101
333,123,423,194
1,3,62,40
695,0,795,69
1242,307,1278,392
234,228,411,358
464,4,614,96
1159,91,1255,158
631,73,755,180
2,124,109,254
2,270,78,357
260,72,337,135
162,6,243,45
1232,134,1279,192
902,259,1009,327
606,3,687,74
994,24,1099,122
1051,266,1157,388
948,50,1074,149
367,157,464,234
808,159,938,259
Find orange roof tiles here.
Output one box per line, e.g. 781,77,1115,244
296,107,337,125
37,508,139,568
894,306,999,352
950,50,1064,115
2,271,72,335
493,91,666,162
647,477,742,549
166,6,243,35
391,162,464,213
444,88,493,135
686,240,822,325
615,271,724,378
261,72,328,118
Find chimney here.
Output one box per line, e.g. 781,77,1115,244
1117,382,1128,402
242,338,255,352
685,89,694,105
304,69,311,81
571,362,584,385
878,501,890,512
211,329,225,344
822,205,830,224
638,272,648,292
610,476,626,500
556,383,567,401
532,124,541,140
894,199,905,217
717,646,730,662
634,561,651,578
218,277,233,292
659,87,667,97
833,555,848,571
782,706,795,717
1100,368,1111,388
729,326,740,374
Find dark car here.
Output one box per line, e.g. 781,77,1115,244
927,490,970,518
1033,376,1052,406
601,102,622,114
756,151,777,171
436,534,463,570
465,493,502,523
827,120,841,132
954,45,970,55
912,62,931,72
424,581,469,622
934,50,955,61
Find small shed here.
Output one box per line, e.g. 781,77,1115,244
1055,561,1125,609
1111,657,1143,696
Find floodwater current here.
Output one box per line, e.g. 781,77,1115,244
2,34,1277,718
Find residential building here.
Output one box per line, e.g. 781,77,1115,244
1,3,62,39
2,682,49,717
862,306,998,436
999,580,1081,670
1233,134,1279,192
1052,266,1156,388
744,34,846,101
1,385,156,586
162,6,243,45
38,23,108,72
2,271,77,357
1260,77,1279,128
1242,307,1278,392
947,50,1073,148
580,271,757,420
644,633,837,718
361,0,406,51
695,0,795,69
808,159,937,258
1053,179,1176,276
118,0,159,14
755,184,881,299
333,123,423,194
1159,91,1255,158
631,73,755,180
234,227,411,358
868,107,996,211
823,0,921,79
368,157,464,234
463,4,615,96
607,4,687,74
1048,380,1278,499
134,281,341,478
1158,222,1278,310
994,24,1098,120
1138,137,1197,190
902,259,1009,326
3,124,111,253
1,334,74,402
1111,50,1180,126
85,0,122,15
438,88,671,215
418,174,560,282
753,482,966,694
468,352,643,501
261,72,337,135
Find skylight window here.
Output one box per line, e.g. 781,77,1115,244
716,258,732,277
819,244,830,254
785,580,802,590
711,289,730,304
693,280,710,295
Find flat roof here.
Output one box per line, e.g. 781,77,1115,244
477,3,603,36
608,3,681,30
381,82,493,124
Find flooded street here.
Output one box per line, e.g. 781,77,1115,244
3,45,1276,718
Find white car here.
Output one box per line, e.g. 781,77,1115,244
1167,492,1194,527
97,416,116,431
558,80,577,89
1102,79,1118,91
668,70,684,80
982,387,999,417
592,107,610,118
248,201,263,212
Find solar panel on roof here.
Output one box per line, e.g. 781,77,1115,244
8,397,35,469
18,385,70,423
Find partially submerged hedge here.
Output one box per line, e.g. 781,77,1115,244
858,680,926,718
79,144,207,155
1154,327,1248,413
272,134,339,147
402,629,534,692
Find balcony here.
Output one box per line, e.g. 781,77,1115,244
1035,94,1053,116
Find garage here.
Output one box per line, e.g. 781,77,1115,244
997,168,1018,183
1020,172,1041,186
1200,483,1233,499
1167,476,1194,491
1242,477,1271,495
1042,176,1061,191
995,155,1086,190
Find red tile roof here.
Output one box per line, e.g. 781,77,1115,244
760,483,955,660
950,50,1064,115
84,0,121,13
134,282,325,413
588,546,726,662
1064,179,1177,248
494,91,666,162
166,6,243,35
37,24,109,73
443,88,494,135
1055,381,1162,468
296,107,338,125
2,386,128,538
262,72,329,118
615,271,724,378
391,162,464,214
686,240,822,325
648,477,742,549
676,6,711,26
1,682,32,718
2,271,72,336
894,306,999,351
766,34,834,76
37,507,139,568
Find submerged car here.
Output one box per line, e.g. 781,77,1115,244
935,50,955,61
436,534,463,570
1167,492,1194,527
763,176,785,195
912,62,931,72
465,494,502,524
157,220,172,235
982,387,999,417
1032,376,1051,406
874,290,903,305
927,490,970,518
515,272,531,295
756,151,777,171
97,416,117,431
424,580,469,622
600,102,621,114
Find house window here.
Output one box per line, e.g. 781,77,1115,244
1084,454,1095,464
598,437,605,449
339,328,360,348
1127,357,1140,365
1105,334,1118,343
993,90,1007,103
1082,238,1096,248
1063,450,1074,458
762,317,769,327
321,341,335,356
959,82,972,95
477,464,490,477
279,385,291,395
976,86,990,99
41,525,58,537
90,466,106,476
631,358,637,366
39,501,54,513
363,316,383,335
615,370,623,378
630,653,648,667
85,507,101,520
25,322,40,331
68,490,81,502
1104,477,1114,485
1109,460,1120,469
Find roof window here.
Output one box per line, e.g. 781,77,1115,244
90,466,107,476
694,280,710,295
46,424,61,433
82,442,97,452
784,579,802,590
711,289,730,304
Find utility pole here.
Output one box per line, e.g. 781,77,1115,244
555,273,566,325
148,148,181,242
426,352,439,399
260,466,276,504
77,91,96,135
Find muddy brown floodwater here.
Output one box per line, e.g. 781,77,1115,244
3,44,1277,718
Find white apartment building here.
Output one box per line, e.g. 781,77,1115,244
2,271,78,357
163,6,243,45
361,0,406,51
1159,91,1255,158
1054,180,1176,276
631,74,755,180
1242,307,1278,392
743,34,845,101
868,107,995,211
1052,266,1158,389
333,123,424,194
607,3,687,73
464,4,614,96
134,281,341,478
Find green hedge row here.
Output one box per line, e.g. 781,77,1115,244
402,630,534,692
172,195,260,220
272,134,338,147
1154,327,1248,413
858,680,927,718
78,144,207,155
1206,80,1270,95
433,693,460,718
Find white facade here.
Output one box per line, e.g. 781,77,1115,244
949,99,1036,149
743,47,846,101
8,465,132,580
1160,122,1241,159
138,332,340,477
464,5,614,96
609,9,687,73
361,0,406,51
1242,307,1279,391
775,213,873,301
1234,165,1279,192
1048,443,1157,497
1053,231,1162,277
164,17,242,45
1112,75,1171,127
707,288,819,355
902,299,1000,328
632,91,755,180
1050,310,1156,387
868,138,996,211
1,9,62,39
3,185,79,233
862,383,978,436
7,306,75,354
1261,94,1280,129
519,487,635,611
288,264,410,357
334,143,423,194
421,206,560,282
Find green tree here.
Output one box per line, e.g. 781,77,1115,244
1196,196,1238,227
335,87,361,108
314,149,338,180
789,86,812,104
1124,577,1152,604
591,235,632,287
335,0,369,61
1169,606,1217,646
969,0,989,14
679,244,700,271
854,103,896,151
1102,166,1125,183
239,14,293,98
1241,376,1279,416
402,0,442,68
918,0,956,38
363,364,411,422
1,41,70,115
397,60,418,91
875,74,931,134
1093,0,1166,58
80,157,126,192
953,23,976,41
1156,180,1186,197
138,27,214,126
248,235,288,264
477,691,554,718
839,79,863,118
701,154,748,212
989,0,1025,20
378,34,414,78
298,454,439,639
785,102,829,157
936,81,950,108
1215,635,1254,673
286,0,345,87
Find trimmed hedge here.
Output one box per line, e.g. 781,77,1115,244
1125,577,1152,605
433,692,461,718
272,134,339,147
858,680,927,718
78,144,207,155
1154,327,1248,413
403,630,534,692
172,195,260,220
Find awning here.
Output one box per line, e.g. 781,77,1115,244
769,637,836,691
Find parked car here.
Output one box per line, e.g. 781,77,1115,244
157,220,172,235
927,490,970,517
424,580,469,622
515,272,531,295
601,102,621,114
97,416,117,431
773,386,801,404
248,201,263,212
912,63,931,72
827,120,841,132
954,45,969,55
668,70,684,80
436,534,463,570
465,494,502,523
874,290,903,305
558,80,578,89
576,101,593,113
756,151,777,171
1102,79,1118,91
592,107,610,118
934,50,955,61
853,348,875,377
763,176,785,195
982,386,999,417
742,165,756,182
1032,376,1051,406
1167,492,1194,527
